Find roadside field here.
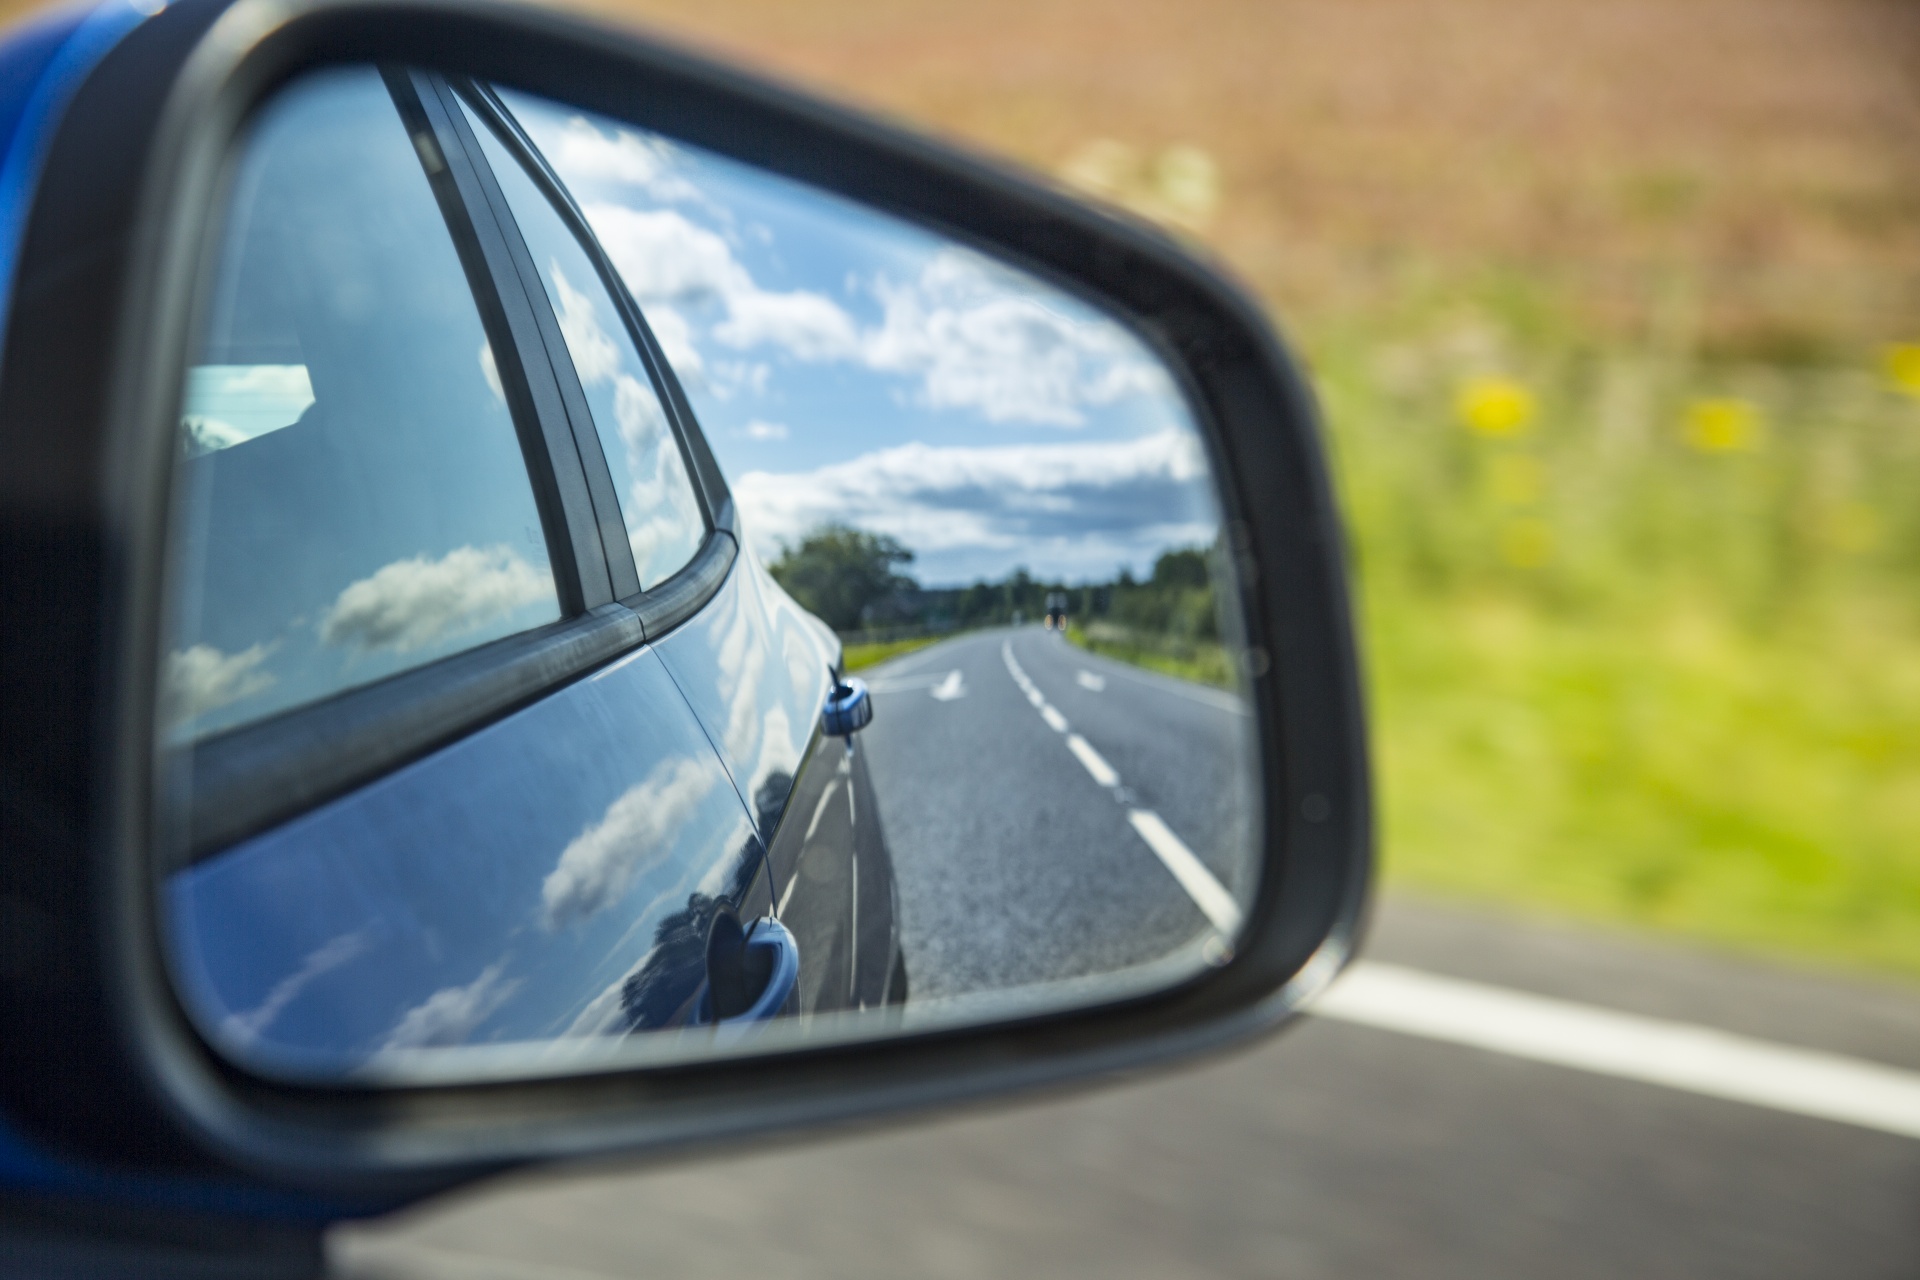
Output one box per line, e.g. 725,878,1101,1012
590,0,1920,980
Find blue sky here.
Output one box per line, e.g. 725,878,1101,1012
504,90,1223,587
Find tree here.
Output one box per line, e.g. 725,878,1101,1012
767,524,917,632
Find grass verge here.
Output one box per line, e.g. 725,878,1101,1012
842,634,944,672
1064,622,1236,689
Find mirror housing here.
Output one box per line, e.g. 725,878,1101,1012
0,0,1369,1215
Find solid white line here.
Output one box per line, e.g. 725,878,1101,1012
1126,810,1242,935
1311,962,1920,1139
1040,705,1069,734
1066,733,1121,787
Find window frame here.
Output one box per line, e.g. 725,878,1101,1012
448,76,739,601
172,65,741,868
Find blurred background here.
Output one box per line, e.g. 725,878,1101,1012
14,0,1919,1272
563,0,1920,983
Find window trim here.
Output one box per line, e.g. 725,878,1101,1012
420,71,644,602
455,77,738,550
168,65,746,869
379,66,614,615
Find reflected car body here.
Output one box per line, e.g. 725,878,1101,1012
156,68,904,1079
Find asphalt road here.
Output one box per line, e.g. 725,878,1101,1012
329,629,1920,1277
854,625,1258,1002
332,892,1920,1279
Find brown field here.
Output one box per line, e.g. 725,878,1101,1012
570,0,1920,344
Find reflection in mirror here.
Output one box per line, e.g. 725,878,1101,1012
158,66,1260,1084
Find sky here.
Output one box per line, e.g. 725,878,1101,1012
503,89,1223,588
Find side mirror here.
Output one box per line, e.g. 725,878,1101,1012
0,0,1369,1234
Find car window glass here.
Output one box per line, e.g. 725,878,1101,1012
164,66,561,743
459,96,706,592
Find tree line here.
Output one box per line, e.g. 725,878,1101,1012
765,523,1221,643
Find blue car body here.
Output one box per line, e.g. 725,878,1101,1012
0,7,902,1095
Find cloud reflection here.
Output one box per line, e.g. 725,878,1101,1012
541,758,719,929
319,545,551,655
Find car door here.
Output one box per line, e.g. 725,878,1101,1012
159,64,782,1080
475,82,904,1019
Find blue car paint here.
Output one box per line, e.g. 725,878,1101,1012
166,641,773,1079
652,544,836,845
0,0,154,364
0,7,884,1203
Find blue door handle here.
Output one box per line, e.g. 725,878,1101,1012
694,918,799,1031
823,675,871,736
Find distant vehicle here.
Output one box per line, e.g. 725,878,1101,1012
1044,591,1069,631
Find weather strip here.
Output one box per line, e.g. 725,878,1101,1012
1312,961,1920,1140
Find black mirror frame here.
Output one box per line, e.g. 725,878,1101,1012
0,0,1371,1211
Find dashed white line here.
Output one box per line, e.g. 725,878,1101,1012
1003,637,1241,941
1312,962,1920,1140
1127,810,1243,935
1076,670,1107,692
1065,733,1121,787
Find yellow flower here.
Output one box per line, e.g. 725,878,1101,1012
1500,518,1553,568
1885,344,1920,398
1683,398,1760,453
1489,454,1545,506
1457,377,1536,437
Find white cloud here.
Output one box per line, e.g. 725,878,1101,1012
860,249,1172,425
583,203,1169,428
584,203,861,367
220,930,370,1044
528,116,702,203
379,961,521,1051
478,340,505,403
163,642,275,727
734,429,1214,581
714,288,860,360
540,757,718,930
740,420,788,441
549,264,620,385
645,305,703,381
319,546,551,654
586,204,751,303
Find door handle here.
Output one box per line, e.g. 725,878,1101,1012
694,918,799,1031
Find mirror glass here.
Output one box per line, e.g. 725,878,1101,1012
157,65,1260,1082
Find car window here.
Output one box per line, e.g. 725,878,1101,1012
163,66,561,744
458,95,707,592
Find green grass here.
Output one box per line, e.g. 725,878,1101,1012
1305,263,1920,980
1065,621,1236,689
841,634,944,672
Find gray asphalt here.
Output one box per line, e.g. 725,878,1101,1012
855,626,1257,1000
331,893,1920,1279
329,629,1920,1277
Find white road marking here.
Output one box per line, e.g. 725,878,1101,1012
804,779,842,842
865,673,949,694
929,670,967,701
1066,733,1121,788
1003,636,1244,940
1076,670,1106,692
1312,962,1920,1139
1127,810,1242,935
